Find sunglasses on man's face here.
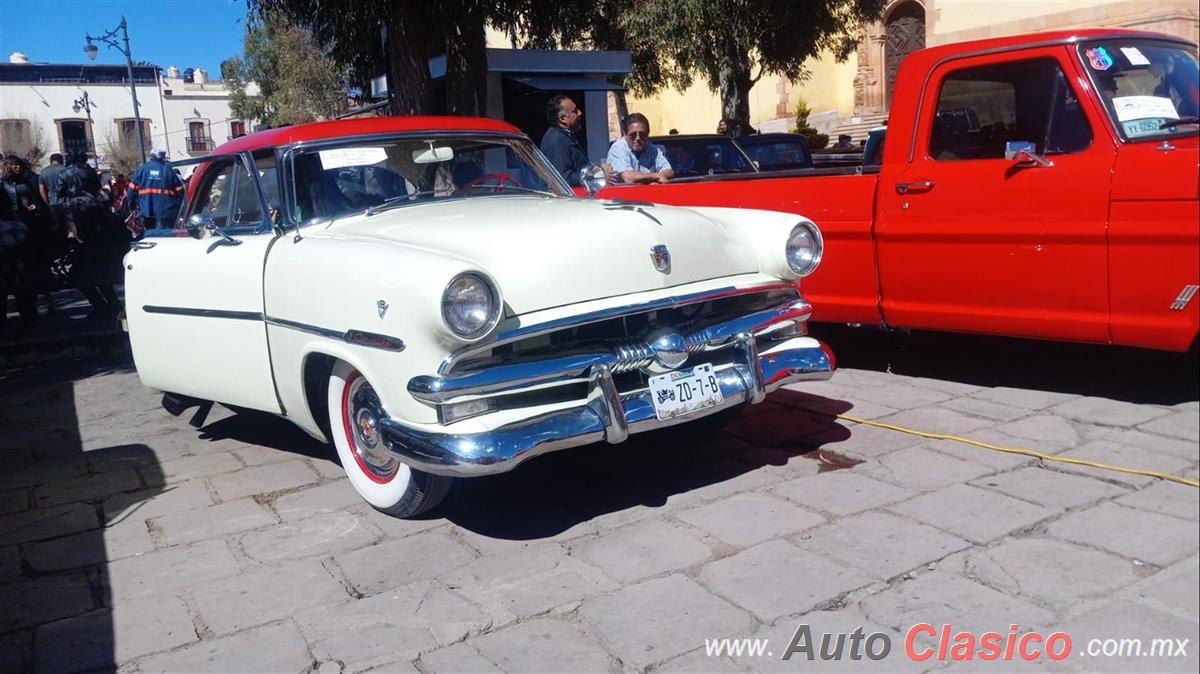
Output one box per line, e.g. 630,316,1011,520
627,131,648,139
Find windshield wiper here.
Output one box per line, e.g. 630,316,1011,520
1159,117,1200,129
364,190,441,216
461,184,560,197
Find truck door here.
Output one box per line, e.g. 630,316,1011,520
125,152,282,412
875,47,1116,343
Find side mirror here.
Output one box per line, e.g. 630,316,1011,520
187,213,215,239
580,164,607,195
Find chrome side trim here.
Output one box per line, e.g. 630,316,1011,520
142,306,264,321
439,280,800,374
264,316,345,340
266,318,405,351
1170,285,1199,311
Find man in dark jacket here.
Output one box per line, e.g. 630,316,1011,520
539,94,589,187
127,148,184,229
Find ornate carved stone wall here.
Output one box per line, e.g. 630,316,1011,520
854,0,927,115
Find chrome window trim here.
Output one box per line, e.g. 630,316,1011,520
906,33,1197,163
438,280,800,375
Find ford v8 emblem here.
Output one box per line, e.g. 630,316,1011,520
650,244,671,273
377,299,389,319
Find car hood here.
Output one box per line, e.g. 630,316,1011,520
325,196,759,316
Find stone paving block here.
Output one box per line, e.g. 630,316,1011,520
469,619,615,672
1046,502,1200,567
137,621,314,673
237,510,379,564
419,643,500,673
0,545,18,583
1083,427,1198,462
1128,556,1200,622
971,387,1079,411
105,539,240,602
772,471,915,517
796,511,970,580
271,480,363,521
1051,397,1171,428
1138,410,1200,443
570,519,711,583
442,543,611,621
232,443,309,466
148,498,276,546
850,383,956,410
656,648,743,672
676,493,825,547
699,540,875,621
919,434,1037,470
776,385,900,420
911,377,986,396
157,452,243,482
1047,600,1198,673
294,580,491,658
0,631,30,673
725,404,841,447
942,396,1032,422
24,520,153,572
1055,441,1192,488
580,574,754,670
0,503,99,545
1116,481,1199,521
103,480,214,524
855,446,995,492
992,415,1081,450
0,487,30,516
971,466,1128,509
34,594,196,672
874,407,997,436
190,559,349,635
352,505,445,541
0,574,94,632
861,569,1056,635
666,458,790,508
812,422,928,460
207,459,320,502
960,538,1142,611
332,529,477,596
737,607,923,673
307,458,346,480
887,484,1058,544
33,469,143,508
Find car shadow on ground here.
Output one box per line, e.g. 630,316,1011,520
0,354,165,672
811,324,1200,405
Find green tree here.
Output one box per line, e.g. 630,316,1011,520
792,97,829,149
221,12,348,126
621,0,885,134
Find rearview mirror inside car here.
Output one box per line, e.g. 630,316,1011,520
412,146,455,164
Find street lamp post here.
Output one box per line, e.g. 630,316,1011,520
71,90,98,168
84,16,146,164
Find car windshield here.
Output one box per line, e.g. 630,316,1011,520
654,137,756,177
1078,39,1199,141
739,136,815,170
288,135,570,223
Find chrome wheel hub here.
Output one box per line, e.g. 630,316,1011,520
346,378,399,479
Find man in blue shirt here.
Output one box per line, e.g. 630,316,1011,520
128,148,185,229
606,113,674,184
539,95,588,187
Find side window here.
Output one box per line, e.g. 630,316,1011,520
229,159,264,226
192,161,237,228
929,58,1091,161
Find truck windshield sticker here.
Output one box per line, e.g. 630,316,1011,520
1119,47,1151,66
1085,47,1114,71
318,147,388,170
1112,95,1180,122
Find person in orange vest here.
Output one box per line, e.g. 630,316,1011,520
127,148,184,230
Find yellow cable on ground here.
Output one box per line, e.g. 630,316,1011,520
832,413,1200,489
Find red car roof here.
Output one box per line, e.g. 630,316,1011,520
213,115,525,155
907,28,1194,70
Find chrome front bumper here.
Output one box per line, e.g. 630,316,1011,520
379,300,835,477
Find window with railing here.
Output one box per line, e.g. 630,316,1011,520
187,120,213,153
229,120,246,139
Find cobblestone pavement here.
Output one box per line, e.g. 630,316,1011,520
1,329,1197,673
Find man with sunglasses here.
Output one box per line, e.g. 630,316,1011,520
539,94,589,186
606,113,674,184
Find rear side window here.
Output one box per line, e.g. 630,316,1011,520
929,57,1091,161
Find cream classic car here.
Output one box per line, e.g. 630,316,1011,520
125,116,835,518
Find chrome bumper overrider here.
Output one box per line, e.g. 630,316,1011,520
379,299,835,477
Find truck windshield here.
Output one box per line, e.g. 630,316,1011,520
1078,39,1199,141
287,135,571,224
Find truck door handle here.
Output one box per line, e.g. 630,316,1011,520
896,180,935,194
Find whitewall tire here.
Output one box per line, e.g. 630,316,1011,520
328,361,451,517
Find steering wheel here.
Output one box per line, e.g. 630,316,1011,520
462,172,521,193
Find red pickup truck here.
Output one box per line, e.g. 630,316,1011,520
597,29,1199,353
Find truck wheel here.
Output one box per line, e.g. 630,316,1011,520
328,361,451,518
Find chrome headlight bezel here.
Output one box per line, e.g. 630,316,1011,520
785,222,823,277
441,272,502,341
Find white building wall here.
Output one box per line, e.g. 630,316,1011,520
158,72,255,158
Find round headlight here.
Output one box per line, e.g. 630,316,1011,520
785,222,823,277
441,273,501,340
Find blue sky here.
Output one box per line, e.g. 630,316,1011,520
0,0,248,74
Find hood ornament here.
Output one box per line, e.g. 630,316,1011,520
650,244,671,273
377,299,389,319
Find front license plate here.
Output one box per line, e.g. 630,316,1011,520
648,363,724,421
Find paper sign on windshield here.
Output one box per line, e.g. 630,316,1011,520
1112,96,1179,122
318,147,388,170
1120,47,1151,66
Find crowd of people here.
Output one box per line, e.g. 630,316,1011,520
0,149,167,335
